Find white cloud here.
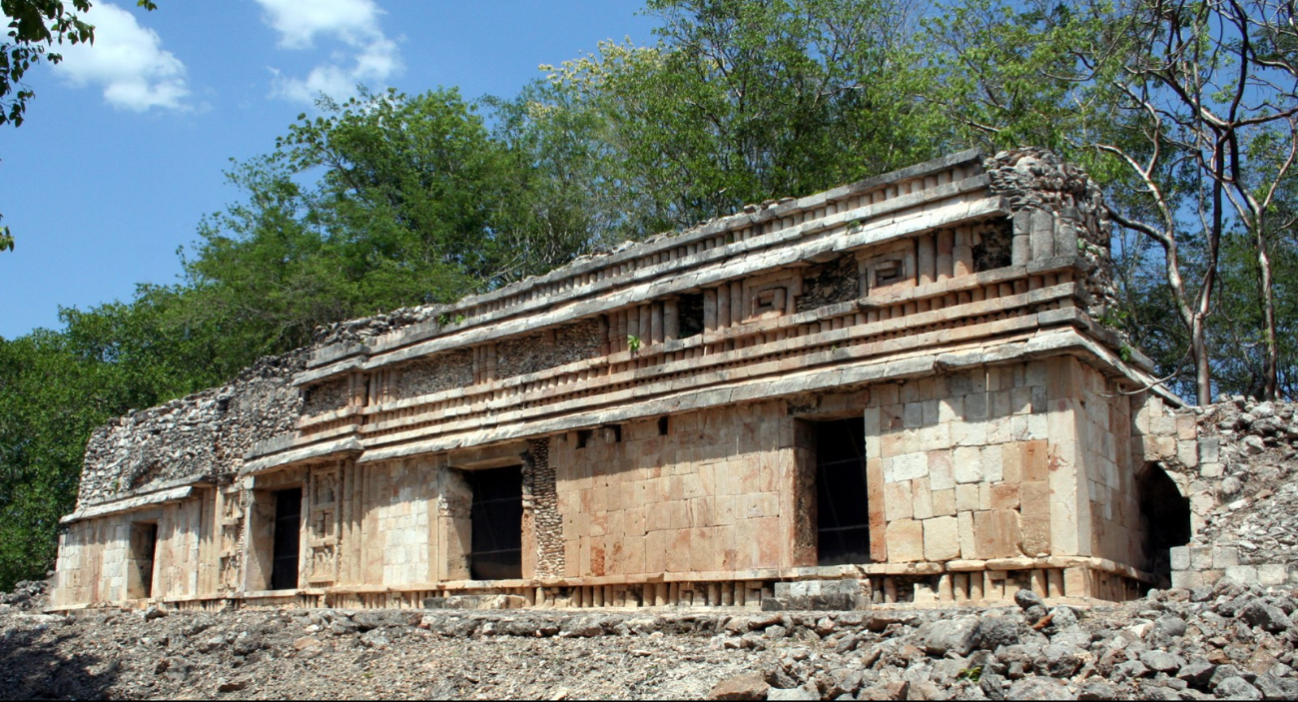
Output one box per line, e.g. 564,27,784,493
255,0,402,104
50,2,189,112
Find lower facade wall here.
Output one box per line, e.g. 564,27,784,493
53,491,217,607
869,357,1093,564
1075,360,1143,569
52,353,1163,610
553,400,805,579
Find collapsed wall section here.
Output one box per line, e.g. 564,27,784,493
75,353,307,509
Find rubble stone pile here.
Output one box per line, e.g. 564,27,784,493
75,351,306,508
3,576,1296,700
0,580,47,611
1170,398,1298,591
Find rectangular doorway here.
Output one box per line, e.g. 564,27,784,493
815,418,871,566
128,522,158,599
467,467,522,580
271,488,302,590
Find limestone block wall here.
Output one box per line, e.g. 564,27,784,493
151,494,218,599
52,515,131,606
360,459,436,586
870,357,1108,567
1073,361,1143,569
51,494,218,607
552,401,802,579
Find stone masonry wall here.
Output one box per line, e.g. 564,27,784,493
552,402,797,579
524,438,564,578
302,378,349,416
1162,398,1298,590
985,148,1119,323
395,349,474,400
496,319,604,380
1076,362,1142,569
871,359,1068,565
796,253,859,312
77,352,306,508
362,458,436,587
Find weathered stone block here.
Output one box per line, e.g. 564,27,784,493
932,489,956,517
1224,565,1260,585
955,484,980,512
1020,482,1050,517
928,450,955,491
1199,438,1220,464
982,444,1004,483
1021,441,1049,482
1258,564,1288,587
1019,515,1050,557
884,481,914,521
989,484,1020,510
1212,546,1239,569
885,453,928,484
923,516,961,561
953,446,982,483
974,510,1021,560
913,478,934,520
1150,415,1177,435
1169,546,1190,571
1170,570,1198,589
957,511,977,560
886,519,924,562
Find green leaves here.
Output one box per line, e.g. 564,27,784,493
536,0,945,241
1,1,160,251
1,0,103,128
174,87,600,372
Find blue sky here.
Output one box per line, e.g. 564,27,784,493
0,0,661,339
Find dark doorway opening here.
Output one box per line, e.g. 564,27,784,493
1137,465,1191,585
815,418,871,566
678,293,705,338
468,467,523,580
271,488,302,590
129,522,158,599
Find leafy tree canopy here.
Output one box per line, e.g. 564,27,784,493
1,0,158,250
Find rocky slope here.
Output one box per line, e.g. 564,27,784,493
2,577,1295,701
1193,398,1298,569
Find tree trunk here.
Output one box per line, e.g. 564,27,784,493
1192,315,1213,406
1255,229,1279,399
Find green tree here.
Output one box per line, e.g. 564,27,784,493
924,0,1298,403
178,87,594,369
533,0,943,242
1,0,159,250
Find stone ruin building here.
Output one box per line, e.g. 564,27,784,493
49,148,1212,613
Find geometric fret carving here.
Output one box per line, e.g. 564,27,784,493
308,466,341,584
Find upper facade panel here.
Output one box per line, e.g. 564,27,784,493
240,147,1145,474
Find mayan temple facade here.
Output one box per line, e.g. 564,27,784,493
49,149,1204,612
